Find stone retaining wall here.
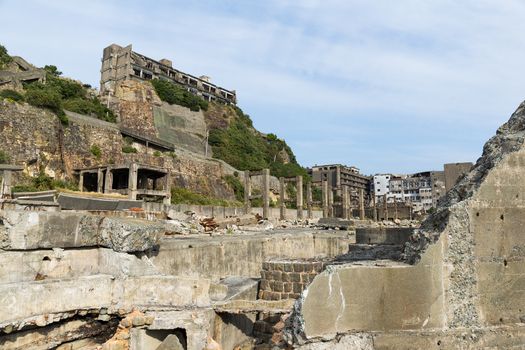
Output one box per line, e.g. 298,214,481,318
258,259,326,300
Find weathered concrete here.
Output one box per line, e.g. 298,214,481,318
355,227,414,245
286,99,525,348
151,229,352,280
0,211,164,252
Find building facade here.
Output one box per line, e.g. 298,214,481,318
308,164,370,204
372,171,445,212
100,44,237,104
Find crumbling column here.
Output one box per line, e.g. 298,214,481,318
328,189,334,218
383,194,388,221
244,170,251,214
296,175,303,220
97,168,104,193
78,171,84,192
306,182,313,219
394,199,398,220
163,171,171,205
279,177,286,220
359,188,365,220
262,169,270,219
322,180,328,218
128,163,138,200
104,167,113,194
372,193,378,221
342,185,349,220
2,170,12,198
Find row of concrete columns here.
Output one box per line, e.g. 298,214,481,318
322,180,366,220
244,169,314,220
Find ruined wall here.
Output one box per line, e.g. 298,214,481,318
0,99,236,199
151,230,351,281
287,100,525,348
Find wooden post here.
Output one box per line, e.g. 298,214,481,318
244,170,251,214
359,188,365,220
322,180,328,218
262,169,270,219
279,177,286,220
296,175,303,220
306,182,313,219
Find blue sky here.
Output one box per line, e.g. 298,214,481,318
2,0,525,175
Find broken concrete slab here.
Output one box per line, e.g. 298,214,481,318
0,211,164,252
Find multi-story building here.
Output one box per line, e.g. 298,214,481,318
372,171,445,212
100,44,237,104
308,164,370,204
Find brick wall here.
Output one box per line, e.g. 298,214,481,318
258,259,326,300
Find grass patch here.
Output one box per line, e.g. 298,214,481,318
0,89,24,102
171,187,241,207
12,173,77,193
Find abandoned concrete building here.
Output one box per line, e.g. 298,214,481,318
0,56,46,90
100,44,237,104
372,170,446,212
2,41,525,350
308,164,370,204
77,162,171,204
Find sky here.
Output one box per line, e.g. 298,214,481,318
2,0,525,175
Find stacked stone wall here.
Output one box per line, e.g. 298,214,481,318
258,259,326,301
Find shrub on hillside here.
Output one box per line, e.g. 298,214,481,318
0,44,12,69
224,174,244,201
151,79,208,112
63,97,116,122
0,89,24,102
0,150,9,164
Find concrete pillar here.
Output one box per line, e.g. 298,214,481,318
78,171,84,192
296,175,303,220
359,188,365,220
262,169,270,219
279,177,286,221
394,199,398,220
328,189,334,218
244,170,251,214
97,168,104,193
104,167,113,194
128,163,138,200
163,171,171,205
306,182,313,219
383,194,388,221
2,170,12,198
342,185,349,220
372,193,378,221
322,180,329,218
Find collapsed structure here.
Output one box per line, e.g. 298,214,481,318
1,42,525,350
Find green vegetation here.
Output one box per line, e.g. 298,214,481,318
153,150,161,157
171,187,241,207
90,145,101,159
151,79,208,112
0,89,24,102
208,105,308,179
20,63,115,124
224,174,244,201
0,44,12,69
12,172,76,193
122,145,138,153
0,150,9,164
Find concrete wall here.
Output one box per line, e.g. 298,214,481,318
145,202,324,220
152,230,351,281
355,227,414,245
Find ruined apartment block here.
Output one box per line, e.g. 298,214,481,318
100,44,237,104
